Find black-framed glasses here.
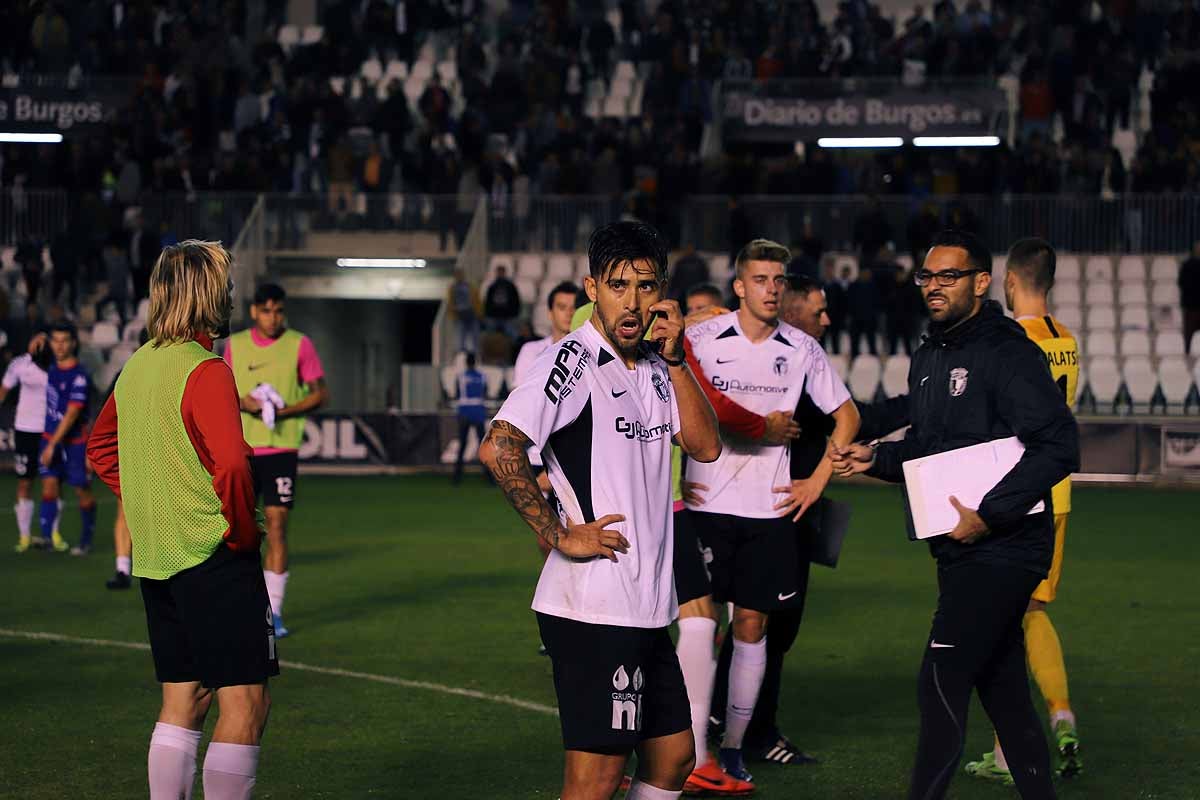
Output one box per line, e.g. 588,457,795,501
914,268,984,286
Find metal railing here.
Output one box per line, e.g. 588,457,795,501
432,194,488,367
229,195,266,324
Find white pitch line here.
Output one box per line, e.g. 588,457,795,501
0,628,558,717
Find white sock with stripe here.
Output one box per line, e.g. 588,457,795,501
722,636,767,751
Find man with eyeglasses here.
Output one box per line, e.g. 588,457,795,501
831,229,1078,800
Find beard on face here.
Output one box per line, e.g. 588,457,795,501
924,284,975,326
597,304,645,356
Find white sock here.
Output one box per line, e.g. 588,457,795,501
117,555,133,575
625,780,682,800
676,617,717,767
722,636,767,751
993,741,1009,771
15,499,34,537
202,742,259,800
264,570,289,619
1050,709,1077,729
148,722,201,800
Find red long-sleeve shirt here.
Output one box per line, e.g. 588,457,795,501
87,335,262,552
684,337,766,439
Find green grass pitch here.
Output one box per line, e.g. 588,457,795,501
1,475,1197,798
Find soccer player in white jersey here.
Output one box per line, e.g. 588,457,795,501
685,239,860,783
481,220,722,800
2,334,50,551
513,281,578,386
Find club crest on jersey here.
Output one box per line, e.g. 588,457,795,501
651,370,670,403
773,356,789,376
949,367,969,397
610,664,643,731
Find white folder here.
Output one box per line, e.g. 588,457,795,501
902,437,1045,540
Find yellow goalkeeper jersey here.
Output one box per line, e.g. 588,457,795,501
1018,315,1079,514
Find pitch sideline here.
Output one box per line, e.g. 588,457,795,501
0,627,558,717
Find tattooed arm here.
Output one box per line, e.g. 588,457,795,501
480,420,631,561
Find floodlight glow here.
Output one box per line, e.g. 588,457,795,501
817,137,904,148
335,258,427,268
912,136,1001,147
0,132,64,143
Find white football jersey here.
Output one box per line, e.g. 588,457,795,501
2,354,47,434
685,312,850,518
513,335,556,387
493,321,681,629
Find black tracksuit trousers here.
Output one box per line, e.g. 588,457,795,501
908,562,1056,800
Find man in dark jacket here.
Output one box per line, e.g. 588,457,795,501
832,230,1077,800
483,265,521,337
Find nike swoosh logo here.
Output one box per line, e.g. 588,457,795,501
920,375,929,386
611,388,627,398
777,591,797,601
716,357,737,364
930,641,955,648
248,363,268,372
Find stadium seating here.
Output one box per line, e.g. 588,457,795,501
847,355,882,402
1051,280,1081,307
1086,330,1117,357
1158,358,1195,412
1086,306,1115,331
91,321,120,352
514,277,539,306
1085,283,1115,306
545,255,575,282
1150,256,1177,282
1085,256,1114,282
829,353,850,382
1056,255,1081,281
881,355,909,398
1154,331,1187,358
1123,359,1158,411
1152,282,1180,306
516,254,544,281
1055,305,1083,332
1191,331,1200,356
1117,256,1147,284
1119,304,1150,330
1119,283,1149,306
1087,356,1123,412
480,366,504,399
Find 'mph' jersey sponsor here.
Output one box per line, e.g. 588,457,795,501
44,361,91,443
2,354,48,434
1018,315,1079,514
685,312,850,518
493,321,681,629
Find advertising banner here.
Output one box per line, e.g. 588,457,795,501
0,85,127,132
722,81,1005,142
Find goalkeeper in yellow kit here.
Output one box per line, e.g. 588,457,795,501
967,237,1083,783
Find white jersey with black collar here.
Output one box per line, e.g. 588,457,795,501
685,311,850,519
493,321,681,629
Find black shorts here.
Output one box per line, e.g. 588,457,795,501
251,452,298,508
692,511,808,613
673,509,711,606
141,545,280,688
536,612,691,753
12,430,41,478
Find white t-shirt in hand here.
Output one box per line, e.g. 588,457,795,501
493,321,681,629
2,354,48,434
685,311,851,518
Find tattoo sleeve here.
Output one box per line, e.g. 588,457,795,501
485,420,563,549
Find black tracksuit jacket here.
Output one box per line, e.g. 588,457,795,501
866,301,1080,575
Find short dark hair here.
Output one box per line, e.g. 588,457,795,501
546,281,579,309
686,283,724,303
253,283,286,305
1006,237,1056,293
735,238,791,279
587,221,669,282
784,274,823,296
928,230,992,274
49,321,77,340
465,352,476,369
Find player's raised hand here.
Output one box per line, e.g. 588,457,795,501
648,300,685,362
946,496,989,544
561,513,631,562
830,441,875,477
762,410,801,445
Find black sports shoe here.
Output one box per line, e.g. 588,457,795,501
105,571,132,590
746,731,819,766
